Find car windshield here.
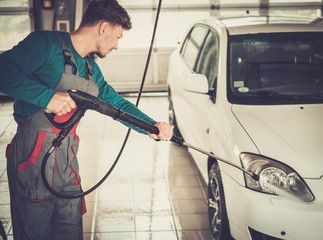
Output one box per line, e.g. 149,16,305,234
228,32,323,104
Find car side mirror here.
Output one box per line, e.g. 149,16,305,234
183,73,209,94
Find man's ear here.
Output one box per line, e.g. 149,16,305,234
99,21,109,35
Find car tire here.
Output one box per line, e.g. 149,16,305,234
168,90,182,137
208,161,231,240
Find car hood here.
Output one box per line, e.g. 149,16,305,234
231,104,323,178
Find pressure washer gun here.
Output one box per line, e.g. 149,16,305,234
45,89,184,146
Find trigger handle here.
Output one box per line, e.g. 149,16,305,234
44,107,86,134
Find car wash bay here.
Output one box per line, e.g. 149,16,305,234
0,95,212,240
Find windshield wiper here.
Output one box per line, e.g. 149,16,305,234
296,94,323,100
252,91,323,100
252,90,298,99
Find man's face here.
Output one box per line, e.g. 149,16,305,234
96,23,124,58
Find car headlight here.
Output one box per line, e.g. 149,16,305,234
240,153,314,202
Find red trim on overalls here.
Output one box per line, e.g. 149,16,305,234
17,132,47,172
69,165,80,185
82,197,87,215
71,135,86,214
69,145,80,186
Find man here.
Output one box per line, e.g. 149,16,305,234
0,0,173,239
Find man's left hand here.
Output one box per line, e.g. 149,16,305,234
148,122,173,141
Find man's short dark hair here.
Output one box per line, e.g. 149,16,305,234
80,0,132,30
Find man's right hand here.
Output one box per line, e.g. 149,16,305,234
45,92,76,116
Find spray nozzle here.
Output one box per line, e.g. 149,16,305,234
250,172,260,181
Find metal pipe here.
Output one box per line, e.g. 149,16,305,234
182,142,259,181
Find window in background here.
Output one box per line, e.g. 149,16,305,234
0,15,31,50
0,0,32,51
0,0,28,7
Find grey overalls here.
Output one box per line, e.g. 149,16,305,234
6,35,98,240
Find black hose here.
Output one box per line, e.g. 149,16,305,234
0,219,7,240
41,138,131,198
41,0,163,199
135,0,162,106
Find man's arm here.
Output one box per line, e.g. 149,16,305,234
0,31,56,109
89,64,171,137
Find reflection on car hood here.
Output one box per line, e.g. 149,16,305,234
232,104,323,178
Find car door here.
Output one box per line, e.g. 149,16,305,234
186,29,220,175
168,24,209,139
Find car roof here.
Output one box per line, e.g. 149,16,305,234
201,15,323,35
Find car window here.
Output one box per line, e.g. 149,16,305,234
181,25,209,70
196,30,219,90
228,32,323,104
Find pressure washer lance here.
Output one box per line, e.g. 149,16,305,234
42,89,259,199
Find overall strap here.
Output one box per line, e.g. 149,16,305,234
55,32,93,80
55,32,77,75
85,56,94,81
62,48,76,75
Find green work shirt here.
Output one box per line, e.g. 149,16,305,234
0,30,156,134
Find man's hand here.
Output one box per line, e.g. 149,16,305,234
148,122,173,141
45,92,76,116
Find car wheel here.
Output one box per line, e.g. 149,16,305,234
208,161,231,240
168,91,181,137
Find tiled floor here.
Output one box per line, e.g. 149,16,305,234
0,95,213,240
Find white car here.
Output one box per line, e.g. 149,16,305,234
167,15,323,240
